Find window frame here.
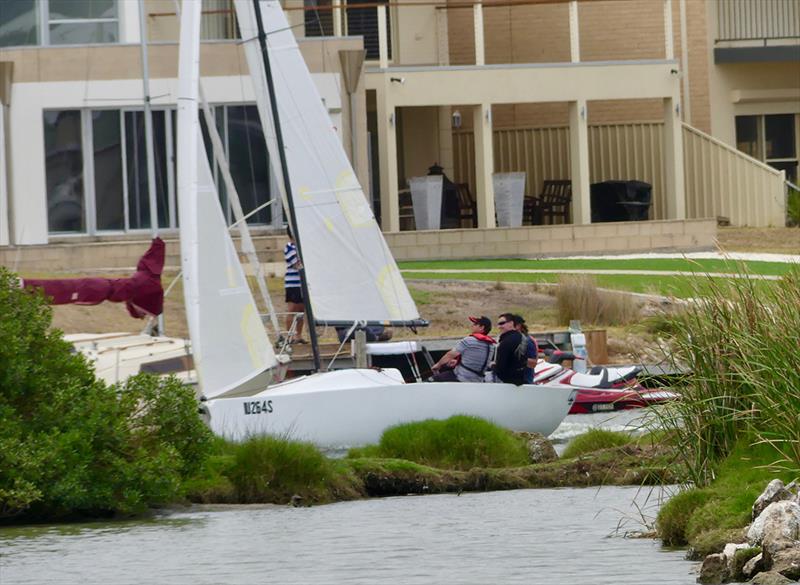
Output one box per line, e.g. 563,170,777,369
39,0,119,46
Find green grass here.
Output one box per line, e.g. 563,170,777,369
226,435,339,504
400,258,793,275
656,441,796,551
347,415,530,470
561,429,633,459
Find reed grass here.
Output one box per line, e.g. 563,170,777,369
555,274,640,326
656,265,800,486
227,435,337,503
348,415,530,470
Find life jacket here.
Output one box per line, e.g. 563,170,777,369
456,333,496,377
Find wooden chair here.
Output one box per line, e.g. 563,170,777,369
455,183,478,228
524,180,572,225
398,188,415,230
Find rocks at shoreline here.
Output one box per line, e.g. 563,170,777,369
698,480,800,584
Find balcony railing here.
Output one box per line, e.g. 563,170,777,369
716,0,800,43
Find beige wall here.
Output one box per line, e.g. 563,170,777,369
441,0,711,131
399,106,442,183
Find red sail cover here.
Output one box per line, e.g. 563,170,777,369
23,238,165,319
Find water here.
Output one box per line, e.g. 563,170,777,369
0,486,695,585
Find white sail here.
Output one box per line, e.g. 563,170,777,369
177,0,278,399
234,0,421,325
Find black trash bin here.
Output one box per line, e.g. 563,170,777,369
590,180,652,222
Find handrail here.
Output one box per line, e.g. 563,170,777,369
682,122,783,177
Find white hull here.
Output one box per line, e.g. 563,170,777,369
205,369,575,447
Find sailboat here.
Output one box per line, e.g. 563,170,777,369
177,0,574,447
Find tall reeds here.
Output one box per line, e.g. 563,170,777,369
555,274,640,326
658,265,800,485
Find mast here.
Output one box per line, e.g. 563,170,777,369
250,0,322,372
138,0,164,334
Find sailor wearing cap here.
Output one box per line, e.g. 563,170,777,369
430,316,496,382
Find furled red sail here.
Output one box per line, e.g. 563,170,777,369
23,238,165,319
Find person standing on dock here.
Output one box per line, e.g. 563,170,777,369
431,316,495,382
283,229,306,344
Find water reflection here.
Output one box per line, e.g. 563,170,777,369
0,487,694,585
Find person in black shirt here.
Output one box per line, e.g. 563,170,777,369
492,313,527,385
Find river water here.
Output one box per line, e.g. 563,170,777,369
0,485,694,585
0,410,695,584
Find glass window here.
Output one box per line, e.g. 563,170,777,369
305,0,334,37
124,110,169,230
44,110,85,233
769,161,798,185
347,0,391,60
48,0,118,45
0,0,38,47
201,0,237,40
92,110,124,231
735,115,760,159
765,114,796,159
227,105,272,225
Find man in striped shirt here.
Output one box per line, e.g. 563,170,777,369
284,230,306,343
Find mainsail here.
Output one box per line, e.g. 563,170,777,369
176,1,278,399
234,0,422,326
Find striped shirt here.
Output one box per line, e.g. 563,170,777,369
284,242,301,289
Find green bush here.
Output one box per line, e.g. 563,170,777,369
0,268,213,520
349,415,530,470
561,429,632,459
656,488,712,546
787,185,799,227
227,435,336,503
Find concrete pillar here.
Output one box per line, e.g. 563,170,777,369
569,1,580,63
378,5,389,69
473,4,485,66
376,84,400,231
0,103,7,246
333,0,343,37
663,0,674,60
438,107,456,180
663,97,686,220
568,99,591,225
473,104,496,228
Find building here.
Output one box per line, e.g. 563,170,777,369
0,0,797,264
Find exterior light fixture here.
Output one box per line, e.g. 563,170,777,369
452,110,462,129
389,112,395,127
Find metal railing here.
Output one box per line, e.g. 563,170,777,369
716,0,800,42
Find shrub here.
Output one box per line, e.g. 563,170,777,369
350,415,530,470
787,185,799,227
227,435,336,503
561,429,632,459
0,268,213,520
555,274,640,326
656,488,712,546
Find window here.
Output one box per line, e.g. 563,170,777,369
48,0,118,45
304,0,391,61
44,110,85,233
0,0,117,47
45,104,276,236
305,0,334,37
0,0,39,47
735,113,799,184
92,110,124,230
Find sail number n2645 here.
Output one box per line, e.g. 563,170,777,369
243,400,273,415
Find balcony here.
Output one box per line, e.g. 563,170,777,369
714,0,800,64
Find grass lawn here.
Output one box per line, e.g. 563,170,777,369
400,258,794,298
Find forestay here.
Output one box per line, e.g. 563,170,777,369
234,0,420,325
177,0,277,399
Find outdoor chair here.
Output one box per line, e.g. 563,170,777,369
398,188,415,230
524,180,572,225
455,183,478,228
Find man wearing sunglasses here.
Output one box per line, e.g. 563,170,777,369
493,313,527,386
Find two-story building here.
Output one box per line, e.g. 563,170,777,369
0,0,796,267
